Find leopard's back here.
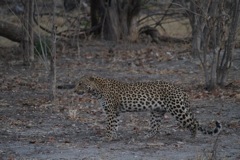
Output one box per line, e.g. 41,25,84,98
111,81,188,113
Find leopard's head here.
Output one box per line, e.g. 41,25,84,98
74,75,101,97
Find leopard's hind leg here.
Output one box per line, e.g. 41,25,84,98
145,109,166,139
167,104,198,138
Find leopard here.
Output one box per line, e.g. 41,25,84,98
73,75,222,140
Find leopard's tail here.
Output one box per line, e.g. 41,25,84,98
57,84,76,89
198,121,222,135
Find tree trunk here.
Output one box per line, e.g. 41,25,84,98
188,0,239,90
103,0,120,40
28,0,34,64
216,0,240,85
49,0,57,101
90,0,104,34
90,0,140,41
22,0,29,65
21,0,34,66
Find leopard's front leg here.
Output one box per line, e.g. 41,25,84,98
145,109,166,139
104,110,120,141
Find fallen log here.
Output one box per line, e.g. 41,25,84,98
139,25,191,44
0,20,39,44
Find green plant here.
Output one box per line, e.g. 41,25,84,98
34,37,51,58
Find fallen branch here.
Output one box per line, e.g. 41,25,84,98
0,20,39,44
210,131,221,160
139,25,191,44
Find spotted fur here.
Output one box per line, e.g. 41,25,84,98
75,75,222,140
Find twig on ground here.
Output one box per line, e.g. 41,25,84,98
211,131,221,160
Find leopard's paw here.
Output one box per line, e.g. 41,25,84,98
144,131,158,139
103,132,118,141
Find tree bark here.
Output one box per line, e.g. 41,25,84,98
217,0,240,85
49,0,57,102
28,0,34,63
23,0,34,65
188,0,239,90
90,0,104,34
90,0,140,41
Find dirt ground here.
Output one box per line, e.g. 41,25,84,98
0,42,240,160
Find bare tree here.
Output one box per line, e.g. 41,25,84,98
216,0,240,85
22,0,34,66
49,0,57,101
188,0,240,90
90,0,141,41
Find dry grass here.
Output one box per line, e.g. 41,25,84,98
160,19,191,37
